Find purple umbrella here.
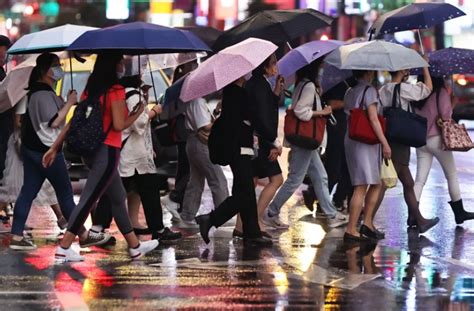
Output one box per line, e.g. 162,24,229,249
277,40,342,78
368,3,465,54
411,47,474,77
320,63,352,94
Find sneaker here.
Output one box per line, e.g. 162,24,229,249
161,195,181,221
152,227,182,241
79,230,112,248
5,204,13,217
10,237,37,250
327,212,349,228
129,240,159,260
262,212,290,230
55,246,84,262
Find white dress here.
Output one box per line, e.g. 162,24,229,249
0,98,58,206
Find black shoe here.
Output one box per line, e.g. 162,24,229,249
360,225,383,240
449,200,474,225
373,227,385,239
302,190,315,212
152,227,182,241
232,229,244,239
407,215,417,228
418,217,440,234
195,214,212,244
134,227,151,235
243,237,273,247
343,232,369,242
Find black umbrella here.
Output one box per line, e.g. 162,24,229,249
213,9,333,51
178,26,223,48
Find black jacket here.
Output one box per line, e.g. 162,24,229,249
245,74,279,150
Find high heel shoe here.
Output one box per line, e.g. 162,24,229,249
418,217,440,234
360,225,383,240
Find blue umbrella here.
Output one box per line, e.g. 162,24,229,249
277,40,342,78
320,63,352,94
368,3,465,54
412,47,474,77
67,22,211,55
160,74,188,120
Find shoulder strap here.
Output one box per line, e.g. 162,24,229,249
292,81,312,110
358,86,371,110
391,83,401,108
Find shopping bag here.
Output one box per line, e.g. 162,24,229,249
381,159,397,189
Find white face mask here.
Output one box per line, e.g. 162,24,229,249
51,66,65,81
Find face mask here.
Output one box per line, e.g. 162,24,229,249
117,68,126,79
51,66,64,81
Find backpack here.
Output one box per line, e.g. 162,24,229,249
66,94,111,156
208,114,235,166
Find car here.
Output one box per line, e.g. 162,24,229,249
452,74,474,122
57,56,177,185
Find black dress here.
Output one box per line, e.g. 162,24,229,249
245,74,282,178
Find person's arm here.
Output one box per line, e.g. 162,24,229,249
111,98,144,131
50,90,77,128
439,88,453,120
328,99,344,111
252,85,278,143
294,83,317,121
42,122,71,168
148,104,162,119
422,56,433,91
367,104,391,160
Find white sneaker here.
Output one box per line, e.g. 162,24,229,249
327,212,349,228
262,212,290,230
55,246,85,262
161,195,181,221
129,240,159,260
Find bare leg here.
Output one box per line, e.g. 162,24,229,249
50,204,63,221
363,184,383,230
257,174,283,228
127,192,145,229
346,185,368,237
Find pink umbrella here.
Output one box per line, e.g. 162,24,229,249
179,38,277,102
0,62,34,113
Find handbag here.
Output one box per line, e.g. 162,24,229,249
284,81,326,150
436,91,474,152
381,159,397,189
383,83,427,147
348,86,386,145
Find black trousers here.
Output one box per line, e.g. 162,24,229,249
211,155,261,238
0,109,13,181
92,173,165,232
169,142,190,205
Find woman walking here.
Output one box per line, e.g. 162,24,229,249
264,60,348,228
43,53,158,261
343,70,390,241
414,77,474,225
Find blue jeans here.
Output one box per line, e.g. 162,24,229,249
268,145,337,217
12,146,76,236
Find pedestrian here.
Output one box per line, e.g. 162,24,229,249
414,76,474,225
0,36,12,193
179,93,229,224
0,97,67,233
196,77,272,247
343,70,390,242
9,53,93,250
235,54,284,232
42,52,158,261
376,65,439,234
263,60,348,229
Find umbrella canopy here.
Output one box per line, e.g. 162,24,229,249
8,24,98,55
426,47,474,77
369,3,465,37
67,22,211,55
0,63,33,113
325,40,428,71
320,63,352,94
277,40,342,78
213,9,333,51
148,52,207,70
178,26,222,47
180,38,278,102
160,75,188,120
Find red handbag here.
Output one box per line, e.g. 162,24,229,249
284,81,326,150
348,86,386,145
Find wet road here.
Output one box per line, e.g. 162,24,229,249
1,124,474,310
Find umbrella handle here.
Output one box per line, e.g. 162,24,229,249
69,53,74,91
148,57,158,105
417,29,425,55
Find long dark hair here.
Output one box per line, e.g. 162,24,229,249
84,52,123,97
296,58,323,86
412,75,446,109
252,54,274,77
26,53,59,90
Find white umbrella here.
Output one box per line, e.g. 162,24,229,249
8,24,98,55
148,52,207,70
325,40,428,71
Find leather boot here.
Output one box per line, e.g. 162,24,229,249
449,200,474,225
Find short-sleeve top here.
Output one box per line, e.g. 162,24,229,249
185,98,212,132
81,84,126,149
344,81,381,116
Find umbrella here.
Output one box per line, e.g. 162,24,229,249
368,3,465,54
324,40,428,71
148,52,207,70
425,47,474,77
277,40,342,78
8,24,98,90
178,26,222,47
0,63,33,113
320,63,352,94
180,38,278,102
213,9,333,51
67,22,211,55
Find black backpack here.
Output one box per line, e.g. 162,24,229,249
208,114,235,166
66,94,111,157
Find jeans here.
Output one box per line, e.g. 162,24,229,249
414,135,461,202
268,144,337,217
12,146,76,236
181,135,228,222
